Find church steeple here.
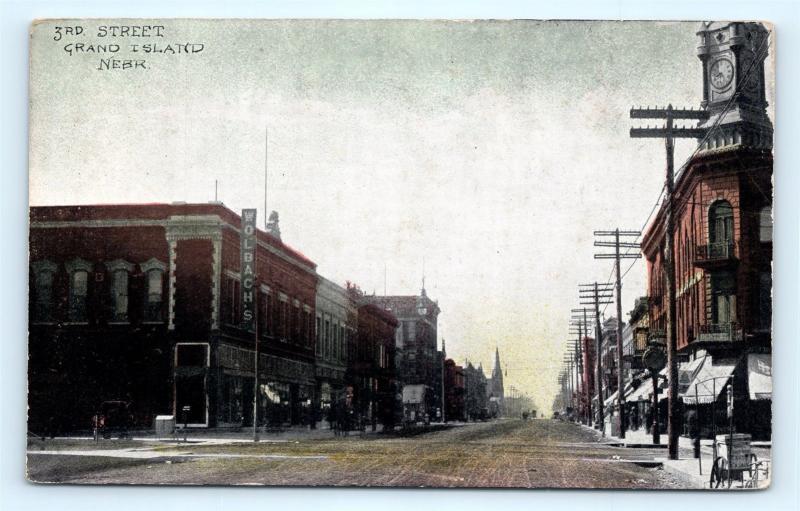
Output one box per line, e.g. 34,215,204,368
491,347,504,401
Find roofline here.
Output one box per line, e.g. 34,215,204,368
29,202,318,271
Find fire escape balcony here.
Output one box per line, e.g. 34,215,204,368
693,241,739,269
696,322,744,343
647,329,666,346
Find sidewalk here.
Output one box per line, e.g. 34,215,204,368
32,421,464,446
579,422,771,489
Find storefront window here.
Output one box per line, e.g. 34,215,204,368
222,374,244,424
261,382,291,426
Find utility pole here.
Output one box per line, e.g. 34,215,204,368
568,328,583,423
574,339,582,422
564,353,577,418
571,307,595,426
579,283,613,435
594,229,641,439
630,104,708,459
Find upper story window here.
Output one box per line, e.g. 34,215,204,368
141,258,166,323
324,319,331,360
65,258,92,323
709,200,734,245
759,205,773,242
258,288,268,336
315,315,322,356
106,260,134,322
278,294,288,340
222,274,241,326
32,260,58,323
304,309,312,347
339,325,345,363
710,271,737,326
292,302,301,343
265,292,273,335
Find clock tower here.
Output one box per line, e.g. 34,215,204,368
696,21,772,151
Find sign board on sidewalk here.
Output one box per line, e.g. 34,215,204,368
402,384,425,404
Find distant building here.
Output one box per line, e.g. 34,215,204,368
580,336,596,425
600,317,621,397
363,287,441,421
443,358,465,422
346,288,399,431
464,362,488,420
488,347,505,415
314,277,354,428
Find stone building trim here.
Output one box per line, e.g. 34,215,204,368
31,259,58,275
105,259,135,273
140,257,167,274
165,215,224,331
168,241,177,330
65,257,93,274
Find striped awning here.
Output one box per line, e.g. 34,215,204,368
683,357,736,405
748,354,772,400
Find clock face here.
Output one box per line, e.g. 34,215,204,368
710,59,734,89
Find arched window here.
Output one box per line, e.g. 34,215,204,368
709,200,734,245
32,260,58,322
107,260,134,322
140,258,166,322
759,205,773,242
65,258,92,322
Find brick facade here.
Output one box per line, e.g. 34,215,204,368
29,203,319,431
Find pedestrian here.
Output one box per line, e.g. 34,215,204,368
328,402,337,436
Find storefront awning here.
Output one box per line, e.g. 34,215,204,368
602,383,636,409
683,358,736,405
678,356,707,394
628,367,668,402
748,354,772,400
628,378,652,402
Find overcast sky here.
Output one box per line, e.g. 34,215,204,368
29,20,774,410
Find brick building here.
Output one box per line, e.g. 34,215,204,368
314,276,354,428
443,358,465,422
29,203,318,431
641,22,773,438
364,288,441,420
579,336,596,425
599,317,620,398
347,285,399,430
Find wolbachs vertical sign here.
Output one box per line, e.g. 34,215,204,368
240,208,257,330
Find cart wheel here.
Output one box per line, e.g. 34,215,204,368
748,453,758,479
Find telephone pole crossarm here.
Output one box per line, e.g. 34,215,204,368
629,106,710,120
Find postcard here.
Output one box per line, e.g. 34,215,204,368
27,19,773,489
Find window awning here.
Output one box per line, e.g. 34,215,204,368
683,358,736,405
748,354,772,400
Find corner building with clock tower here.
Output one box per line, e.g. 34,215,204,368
641,22,773,439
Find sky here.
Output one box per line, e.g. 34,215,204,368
29,20,775,410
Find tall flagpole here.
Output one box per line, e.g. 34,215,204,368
264,126,269,231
